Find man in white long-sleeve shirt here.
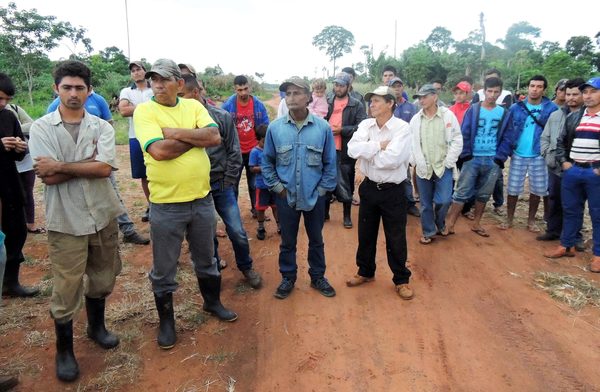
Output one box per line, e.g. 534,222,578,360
345,86,414,300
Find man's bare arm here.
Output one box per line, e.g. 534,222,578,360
162,127,221,148
146,139,194,161
118,99,135,117
34,157,112,181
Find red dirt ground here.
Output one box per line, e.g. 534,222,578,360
2,97,600,391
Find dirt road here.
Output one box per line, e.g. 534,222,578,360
2,97,600,390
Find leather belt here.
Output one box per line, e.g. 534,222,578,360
364,177,401,191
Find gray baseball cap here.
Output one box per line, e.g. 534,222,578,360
145,58,181,79
279,76,310,92
128,61,146,71
412,84,437,99
388,77,404,86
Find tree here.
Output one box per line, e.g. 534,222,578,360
539,41,561,58
312,26,355,76
426,27,455,53
500,22,540,55
0,2,92,104
565,36,594,60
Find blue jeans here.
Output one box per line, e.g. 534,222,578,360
416,169,453,237
211,183,253,271
453,157,500,204
560,166,600,255
275,194,327,281
234,152,257,213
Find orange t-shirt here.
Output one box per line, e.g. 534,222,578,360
328,96,348,150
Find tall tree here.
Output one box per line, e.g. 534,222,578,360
565,36,595,60
312,25,355,76
0,2,92,104
500,21,540,55
426,26,455,53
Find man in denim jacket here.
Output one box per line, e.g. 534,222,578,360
262,77,337,299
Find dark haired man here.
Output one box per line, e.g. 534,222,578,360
500,75,558,232
546,77,600,271
222,75,270,218
346,86,414,300
324,72,367,228
179,74,262,288
0,72,39,299
472,68,513,108
262,77,337,299
538,78,585,246
134,59,236,350
29,60,123,381
119,61,153,224
445,77,514,237
341,66,365,108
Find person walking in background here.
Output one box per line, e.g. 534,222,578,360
222,75,270,218
262,77,337,299
410,84,463,244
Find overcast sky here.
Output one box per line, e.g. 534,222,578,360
3,0,599,83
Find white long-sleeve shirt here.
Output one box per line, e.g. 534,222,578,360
347,116,412,184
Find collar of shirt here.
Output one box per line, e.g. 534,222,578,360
584,109,599,118
48,108,91,126
420,106,443,120
285,111,315,129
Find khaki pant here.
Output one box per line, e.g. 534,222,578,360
48,220,121,323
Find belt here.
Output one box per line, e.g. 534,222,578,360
364,177,401,191
573,161,596,168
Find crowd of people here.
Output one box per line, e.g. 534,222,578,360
0,57,599,385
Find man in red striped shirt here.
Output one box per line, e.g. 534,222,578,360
546,77,600,272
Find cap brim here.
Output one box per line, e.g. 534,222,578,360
579,83,599,91
365,93,395,102
145,70,170,79
279,81,308,92
129,62,145,71
333,79,348,86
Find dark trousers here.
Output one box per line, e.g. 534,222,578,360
356,179,411,285
275,194,327,281
561,166,600,255
1,201,27,270
19,170,36,224
234,152,256,213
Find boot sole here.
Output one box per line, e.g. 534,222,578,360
158,342,175,350
202,309,238,322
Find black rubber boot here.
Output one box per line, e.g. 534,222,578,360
85,297,119,349
153,292,176,349
0,374,18,391
343,203,353,229
2,262,39,297
54,320,79,382
198,276,238,322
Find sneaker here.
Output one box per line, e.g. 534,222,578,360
242,269,262,289
141,208,150,222
274,278,295,299
346,274,374,287
256,227,266,240
123,232,150,245
396,284,414,300
407,205,421,217
310,277,336,297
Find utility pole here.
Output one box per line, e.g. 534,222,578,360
125,0,131,60
479,12,486,81
394,19,397,58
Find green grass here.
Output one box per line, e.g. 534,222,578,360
112,112,129,145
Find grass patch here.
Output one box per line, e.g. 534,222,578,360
176,299,208,330
112,113,129,145
23,330,49,348
534,272,600,310
0,351,43,378
0,301,47,335
234,281,253,295
203,347,236,364
82,338,142,391
22,255,38,266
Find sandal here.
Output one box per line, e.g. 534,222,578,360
419,236,433,245
527,224,541,233
471,227,490,237
497,222,512,230
27,227,46,234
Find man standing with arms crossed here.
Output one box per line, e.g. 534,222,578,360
29,61,123,381
262,77,337,299
134,59,236,350
222,75,270,218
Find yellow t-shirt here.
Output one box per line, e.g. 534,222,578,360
134,97,217,203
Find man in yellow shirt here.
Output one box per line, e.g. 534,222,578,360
134,59,236,350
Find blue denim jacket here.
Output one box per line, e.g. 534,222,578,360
261,113,337,211
507,97,558,156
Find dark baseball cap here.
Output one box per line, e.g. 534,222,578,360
412,84,438,99
279,77,310,92
128,61,146,71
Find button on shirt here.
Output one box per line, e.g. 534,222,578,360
28,110,123,236
347,116,411,184
420,108,447,178
261,113,337,211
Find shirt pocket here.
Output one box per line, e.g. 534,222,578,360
276,145,293,166
306,145,323,167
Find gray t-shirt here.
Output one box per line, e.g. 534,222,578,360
63,121,81,143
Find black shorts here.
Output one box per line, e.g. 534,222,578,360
255,188,276,211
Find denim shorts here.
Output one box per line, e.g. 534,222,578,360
453,156,500,203
129,138,146,179
507,154,548,196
